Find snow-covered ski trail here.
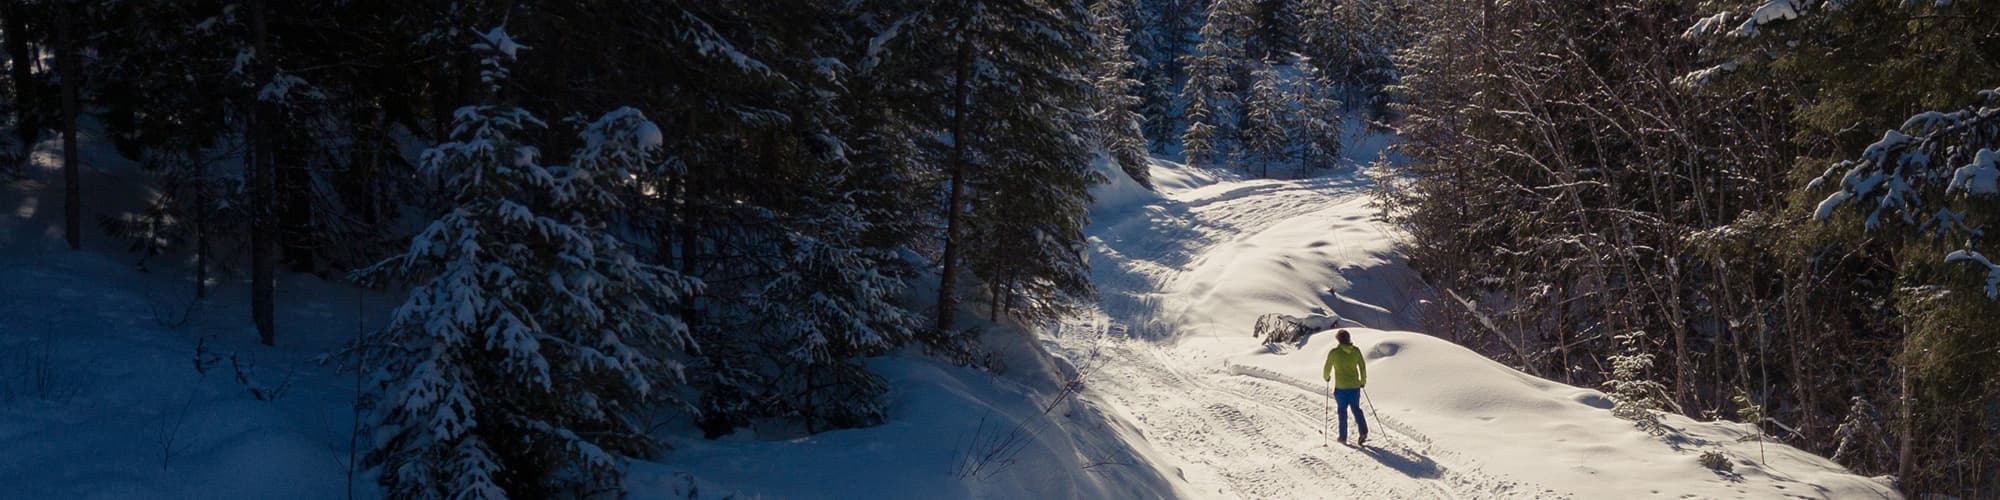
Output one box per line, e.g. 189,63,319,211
1057,161,1895,499
1056,165,1546,499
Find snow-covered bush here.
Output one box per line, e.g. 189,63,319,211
1252,313,1338,346
1831,396,1887,466
1605,332,1668,436
1699,450,1733,473
0,336,87,405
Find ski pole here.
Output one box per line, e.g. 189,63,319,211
1361,387,1384,425
1323,379,1331,449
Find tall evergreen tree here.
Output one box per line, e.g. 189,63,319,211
1127,0,1206,149
1089,0,1154,187
1180,0,1252,167
1241,62,1288,177
358,29,697,498
926,0,1102,333
54,0,79,250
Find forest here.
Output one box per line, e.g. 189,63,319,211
0,0,1993,497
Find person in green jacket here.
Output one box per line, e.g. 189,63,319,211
1322,329,1368,445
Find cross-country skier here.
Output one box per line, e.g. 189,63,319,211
1322,329,1368,446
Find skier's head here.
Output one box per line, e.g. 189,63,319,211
1336,329,1351,345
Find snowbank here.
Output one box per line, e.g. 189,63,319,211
1220,329,1896,499
1169,196,1420,337
634,351,1188,499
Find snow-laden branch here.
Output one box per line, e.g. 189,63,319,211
1944,250,2000,299
1809,87,2000,299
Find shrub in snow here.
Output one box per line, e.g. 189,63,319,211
1832,396,1888,466
1604,331,1669,436
1252,313,1338,345
0,336,87,404
354,28,696,498
1699,450,1733,473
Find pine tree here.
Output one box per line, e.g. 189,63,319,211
1298,0,1407,116
1089,0,1154,188
1243,0,1301,62
929,0,1103,333
1241,62,1288,177
1126,0,1207,149
1,1,40,168
357,29,696,498
1683,2,2000,490
1180,0,1252,167
1831,396,1887,465
55,0,79,250
1240,57,1340,178
1287,55,1342,177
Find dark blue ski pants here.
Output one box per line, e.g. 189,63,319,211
1334,388,1367,441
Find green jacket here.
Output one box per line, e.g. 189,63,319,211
1323,343,1367,389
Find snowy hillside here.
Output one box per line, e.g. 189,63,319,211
1054,157,1900,499
0,124,1189,499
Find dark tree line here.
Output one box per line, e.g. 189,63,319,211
1386,0,1999,495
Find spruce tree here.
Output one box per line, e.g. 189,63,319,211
1241,62,1289,177
1089,0,1154,187
927,0,1102,333
358,29,696,498
1127,0,1206,149
1180,0,1255,168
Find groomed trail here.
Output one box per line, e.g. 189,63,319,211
1048,159,1899,500
1057,164,1520,499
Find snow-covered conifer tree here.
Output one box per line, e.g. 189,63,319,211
1241,62,1289,176
1088,0,1154,187
357,28,696,498
1179,0,1252,167
1286,56,1342,177
1126,0,1206,149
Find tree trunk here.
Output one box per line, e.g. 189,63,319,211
935,17,973,334
989,275,1003,321
678,173,698,325
192,143,209,300
4,3,35,153
249,0,276,345
279,157,313,272
1896,361,1913,487
675,113,700,327
56,1,79,251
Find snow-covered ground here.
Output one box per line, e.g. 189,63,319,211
0,117,1895,499
0,122,1190,499
1058,155,1900,499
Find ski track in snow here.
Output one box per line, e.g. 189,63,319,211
1060,171,1558,499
